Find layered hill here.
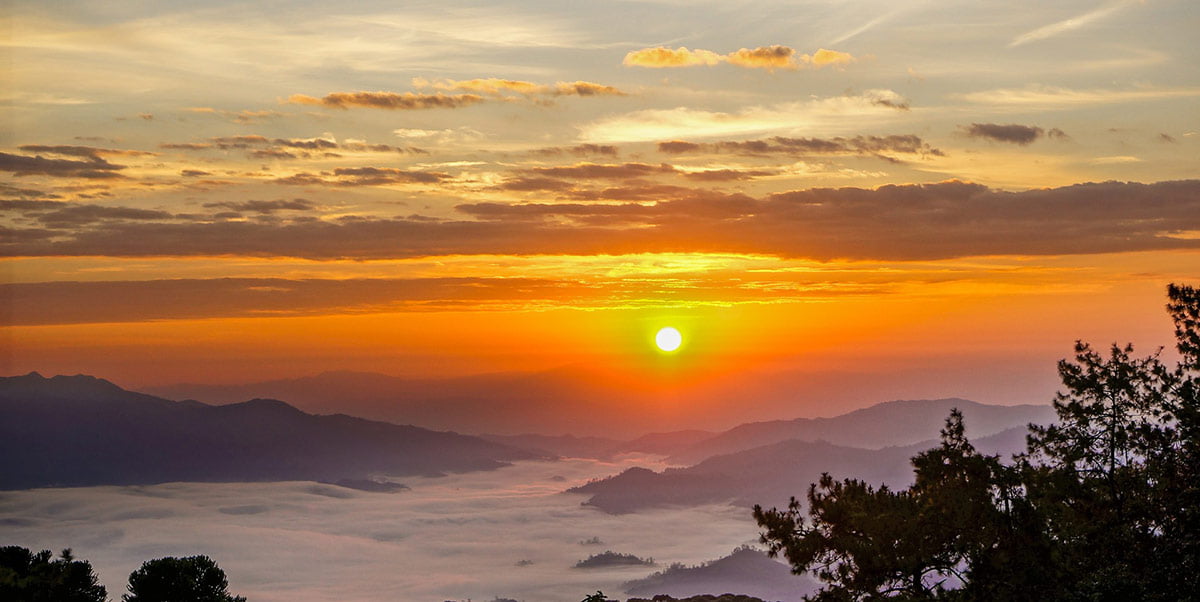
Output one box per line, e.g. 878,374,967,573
622,547,817,601
569,426,1032,514
0,372,543,490
665,398,1054,464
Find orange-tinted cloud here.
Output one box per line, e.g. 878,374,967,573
276,167,449,187
623,45,855,71
7,180,1199,261
552,81,625,97
413,77,625,98
288,91,485,110
656,134,942,159
0,152,126,179
622,46,724,68
726,45,798,71
805,48,856,68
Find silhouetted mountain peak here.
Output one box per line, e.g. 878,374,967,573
2,371,137,401
223,397,304,414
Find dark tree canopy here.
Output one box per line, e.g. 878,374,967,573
755,283,1200,601
0,546,107,602
124,555,246,602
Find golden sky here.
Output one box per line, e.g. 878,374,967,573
2,0,1198,413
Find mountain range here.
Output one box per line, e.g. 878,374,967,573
0,372,542,490
142,365,1056,438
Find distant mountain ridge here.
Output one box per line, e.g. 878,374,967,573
569,426,1036,514
0,372,543,490
666,397,1055,464
144,367,1057,439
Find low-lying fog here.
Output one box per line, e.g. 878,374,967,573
0,455,760,601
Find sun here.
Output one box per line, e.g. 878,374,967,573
655,326,682,352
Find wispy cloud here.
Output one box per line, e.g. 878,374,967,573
578,91,910,143
1010,1,1139,47
956,85,1200,110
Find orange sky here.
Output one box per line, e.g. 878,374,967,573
2,0,1199,425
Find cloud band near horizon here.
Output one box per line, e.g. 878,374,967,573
3,180,1198,262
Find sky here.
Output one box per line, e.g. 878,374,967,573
2,0,1198,413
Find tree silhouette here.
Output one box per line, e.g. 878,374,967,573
123,555,246,602
755,283,1200,600
0,546,107,602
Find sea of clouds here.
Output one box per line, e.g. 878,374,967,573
0,455,761,601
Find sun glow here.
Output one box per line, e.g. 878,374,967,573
655,326,683,352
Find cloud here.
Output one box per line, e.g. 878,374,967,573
805,48,857,68
0,460,756,601
956,85,1200,110
578,92,911,143
726,46,798,71
203,199,317,214
656,134,942,159
0,277,588,324
414,78,625,97
552,81,625,97
624,46,855,71
623,46,724,68
961,123,1061,146
288,91,485,110
530,144,619,158
160,136,424,158
522,162,677,180
33,204,174,228
6,180,1198,262
1010,0,1136,47
17,145,156,159
185,107,284,124
0,152,126,179
276,167,450,186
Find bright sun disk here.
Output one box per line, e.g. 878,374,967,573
655,326,682,352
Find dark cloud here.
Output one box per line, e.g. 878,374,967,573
0,152,126,179
5,180,1197,261
525,162,677,179
288,92,485,110
160,143,212,151
681,168,775,181
251,149,298,160
657,135,942,158
1160,133,1177,143
0,183,59,199
962,123,1062,145
18,145,155,159
0,199,66,211
161,137,423,158
531,144,619,157
181,169,212,177
551,81,625,97
0,277,585,325
656,141,703,154
275,167,449,187
34,204,174,228
493,177,575,192
203,199,316,213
